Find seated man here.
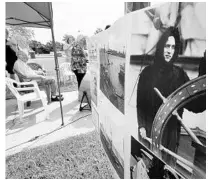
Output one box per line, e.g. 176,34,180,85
6,33,63,103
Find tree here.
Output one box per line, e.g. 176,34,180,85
7,26,34,49
7,25,34,41
29,40,42,53
94,28,103,35
45,41,53,52
55,41,64,51
39,45,50,54
62,34,75,44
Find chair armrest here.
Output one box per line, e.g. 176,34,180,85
16,81,39,91
16,87,37,91
6,78,22,86
18,81,37,86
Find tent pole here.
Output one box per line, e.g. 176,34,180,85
49,3,64,126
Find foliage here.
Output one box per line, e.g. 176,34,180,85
55,41,64,51
7,25,34,42
45,41,64,52
29,40,64,54
45,41,53,52
29,40,43,53
39,45,51,54
29,40,50,54
94,28,103,35
6,131,116,179
7,26,34,50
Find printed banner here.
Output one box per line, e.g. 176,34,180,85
127,2,206,179
88,2,206,179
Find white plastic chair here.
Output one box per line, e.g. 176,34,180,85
59,62,76,86
6,77,49,121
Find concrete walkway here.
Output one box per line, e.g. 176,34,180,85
6,90,94,156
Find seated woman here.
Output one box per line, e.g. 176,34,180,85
6,35,63,103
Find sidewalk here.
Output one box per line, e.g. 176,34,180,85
6,90,95,156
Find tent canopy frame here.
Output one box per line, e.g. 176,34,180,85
6,2,64,125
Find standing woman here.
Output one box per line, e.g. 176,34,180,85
71,42,87,89
63,37,72,63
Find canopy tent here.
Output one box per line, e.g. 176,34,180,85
6,2,64,125
6,2,51,28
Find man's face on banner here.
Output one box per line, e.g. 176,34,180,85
164,36,175,62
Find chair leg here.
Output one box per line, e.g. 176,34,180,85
36,83,50,120
17,100,24,122
45,84,51,104
40,96,50,120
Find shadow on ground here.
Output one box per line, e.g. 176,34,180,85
46,99,79,122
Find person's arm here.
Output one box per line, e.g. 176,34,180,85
24,71,44,79
13,60,45,80
63,44,71,51
182,70,206,113
199,56,206,76
16,47,29,63
6,45,17,75
34,70,45,76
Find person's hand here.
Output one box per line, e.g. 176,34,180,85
139,127,147,139
35,69,45,76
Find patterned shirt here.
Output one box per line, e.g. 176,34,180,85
71,43,87,73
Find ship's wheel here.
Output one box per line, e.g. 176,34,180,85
150,75,206,178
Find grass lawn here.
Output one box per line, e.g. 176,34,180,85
6,131,117,179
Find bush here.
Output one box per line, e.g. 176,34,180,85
38,46,50,54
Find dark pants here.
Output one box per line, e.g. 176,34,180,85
73,70,85,88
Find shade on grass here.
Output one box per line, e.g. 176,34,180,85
6,131,116,179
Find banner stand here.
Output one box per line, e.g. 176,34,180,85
79,91,91,111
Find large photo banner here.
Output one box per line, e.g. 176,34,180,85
87,37,100,132
88,2,206,179
126,2,206,179
88,15,132,178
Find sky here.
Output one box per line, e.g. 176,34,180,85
31,1,125,44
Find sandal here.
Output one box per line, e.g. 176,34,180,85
51,96,64,102
55,94,63,97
